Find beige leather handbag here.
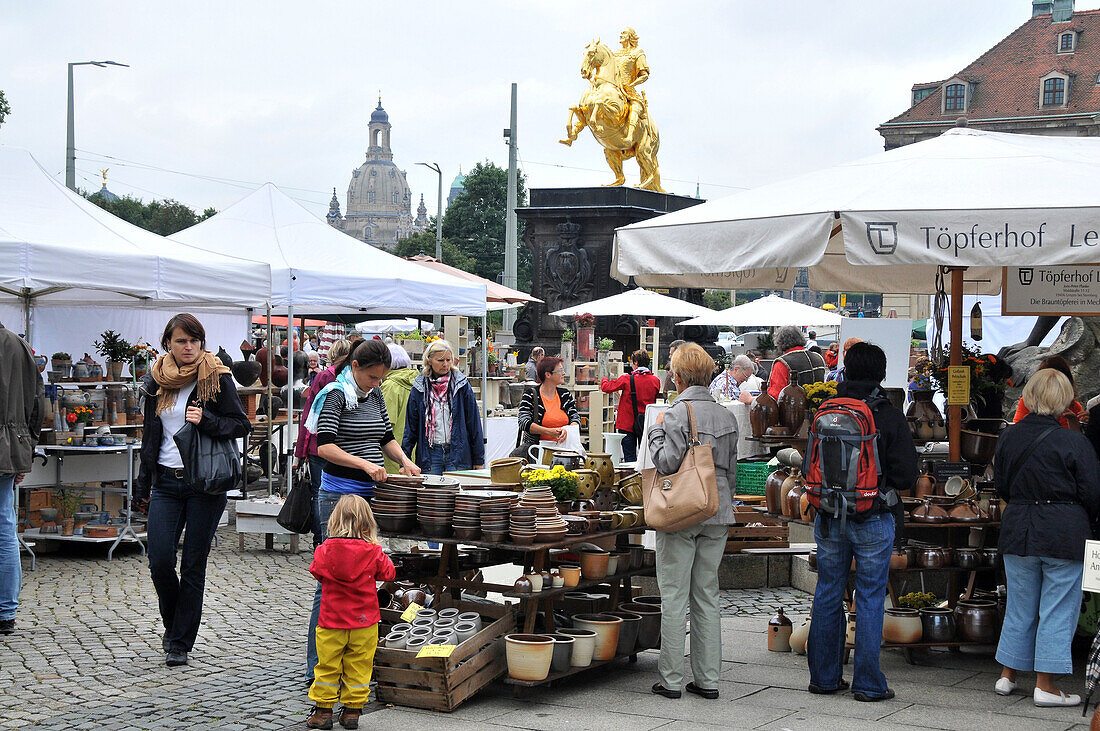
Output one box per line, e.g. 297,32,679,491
641,403,719,532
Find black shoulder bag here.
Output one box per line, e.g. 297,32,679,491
278,462,315,534
173,399,243,495
630,373,645,440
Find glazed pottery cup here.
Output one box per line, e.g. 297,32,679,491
454,621,478,644
551,573,565,588
560,565,581,587
943,475,970,497
457,612,483,632
505,634,555,681
558,628,597,667
384,631,408,649
574,469,600,499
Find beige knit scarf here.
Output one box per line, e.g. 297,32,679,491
152,351,229,415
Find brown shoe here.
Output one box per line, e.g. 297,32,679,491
339,706,361,729
306,706,333,729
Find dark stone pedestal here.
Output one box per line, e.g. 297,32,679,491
514,187,708,357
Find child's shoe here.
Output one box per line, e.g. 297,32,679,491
306,706,333,729
339,706,361,729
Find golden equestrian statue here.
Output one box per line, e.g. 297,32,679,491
559,27,665,192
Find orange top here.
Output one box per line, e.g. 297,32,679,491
1012,398,1085,429
540,389,570,440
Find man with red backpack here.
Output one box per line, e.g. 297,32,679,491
802,342,916,702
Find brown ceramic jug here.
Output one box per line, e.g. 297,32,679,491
767,607,794,652
777,383,809,434
780,472,801,518
785,476,806,519
889,548,908,571
765,467,789,515
914,472,937,499
750,391,780,438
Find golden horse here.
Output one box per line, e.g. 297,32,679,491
559,40,665,192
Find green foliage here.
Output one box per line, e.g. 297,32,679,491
52,489,85,520
52,352,71,362
93,330,133,362
598,337,615,351
561,329,574,342
757,332,775,353
0,90,10,128
702,289,731,310
392,228,476,272
442,161,530,291
83,191,216,236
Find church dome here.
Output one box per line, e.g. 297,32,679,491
371,99,389,124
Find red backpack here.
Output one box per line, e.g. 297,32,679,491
803,391,891,521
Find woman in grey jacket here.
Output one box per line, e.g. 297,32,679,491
647,342,737,700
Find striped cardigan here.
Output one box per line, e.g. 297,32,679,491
516,386,580,447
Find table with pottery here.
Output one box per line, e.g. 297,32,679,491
370,454,660,694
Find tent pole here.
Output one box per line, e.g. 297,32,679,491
948,268,964,462
482,315,489,437
266,306,274,496
22,289,32,344
286,297,295,495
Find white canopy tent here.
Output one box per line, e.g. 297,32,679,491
172,183,488,478
549,287,713,318
677,294,843,328
0,147,272,347
356,318,434,334
613,128,1100,460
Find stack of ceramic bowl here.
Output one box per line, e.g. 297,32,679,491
517,485,568,543
394,606,482,649
510,507,537,544
480,496,513,542
417,484,459,538
452,493,482,541
371,482,419,533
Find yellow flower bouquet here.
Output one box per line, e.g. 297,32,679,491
522,463,580,502
803,380,838,414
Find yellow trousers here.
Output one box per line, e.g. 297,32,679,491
308,625,379,708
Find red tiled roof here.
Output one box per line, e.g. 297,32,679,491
881,10,1100,127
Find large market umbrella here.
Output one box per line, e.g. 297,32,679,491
405,254,540,305
677,294,843,327
612,128,1100,460
549,287,713,318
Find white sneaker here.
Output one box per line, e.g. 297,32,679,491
994,677,1016,696
1034,687,1081,707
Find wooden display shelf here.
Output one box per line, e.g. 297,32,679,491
845,640,991,650
379,525,644,553
503,650,637,687
502,565,655,599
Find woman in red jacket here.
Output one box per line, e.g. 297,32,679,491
600,349,662,463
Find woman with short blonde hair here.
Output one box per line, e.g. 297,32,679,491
1021,368,1074,417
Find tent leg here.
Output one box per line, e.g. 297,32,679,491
482,316,489,439
266,307,274,497
948,268,964,463
286,300,295,493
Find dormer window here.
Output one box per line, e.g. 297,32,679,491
944,83,966,111
1059,31,1076,53
1040,71,1070,107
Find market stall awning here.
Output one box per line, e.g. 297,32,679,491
549,287,713,318
251,315,329,327
172,184,486,316
404,255,540,304
612,128,1100,294
677,295,843,328
0,146,271,307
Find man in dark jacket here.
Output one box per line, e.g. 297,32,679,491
806,342,916,703
0,322,43,635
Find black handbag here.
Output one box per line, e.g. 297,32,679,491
173,421,242,495
278,463,315,534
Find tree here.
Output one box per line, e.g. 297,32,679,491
392,227,475,272
83,191,216,236
0,91,10,129
702,289,731,310
442,161,530,291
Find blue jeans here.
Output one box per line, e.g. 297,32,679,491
423,443,465,475
307,455,326,548
619,430,638,463
147,468,227,653
0,474,20,621
808,512,894,698
996,554,1083,674
306,488,343,679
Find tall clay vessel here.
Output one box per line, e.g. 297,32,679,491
750,391,780,438
765,467,789,515
777,383,809,434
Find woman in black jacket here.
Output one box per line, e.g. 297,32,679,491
138,314,251,668
510,357,580,458
993,369,1100,707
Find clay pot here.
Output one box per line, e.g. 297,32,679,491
768,607,793,652
560,565,581,587
777,383,809,433
845,612,857,646
948,500,988,523
578,548,610,579
749,391,780,438
918,547,945,569
940,547,955,566
889,548,908,571
606,610,642,656
513,576,534,594
571,613,623,661
799,490,816,523
505,634,555,681
574,469,601,500
786,477,805,520
790,618,811,654
586,453,615,487
955,599,999,643
903,544,919,567
919,607,956,642
980,548,999,568
490,457,525,484
558,628,597,667
619,601,661,650
548,634,575,673
954,548,980,569
882,607,922,644
910,498,949,523
914,473,937,499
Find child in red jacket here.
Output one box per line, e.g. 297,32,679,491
307,495,395,730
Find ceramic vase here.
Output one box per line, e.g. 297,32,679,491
749,391,780,438
765,467,789,515
777,383,809,433
955,600,999,643
768,607,793,652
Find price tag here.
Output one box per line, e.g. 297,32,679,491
946,365,970,407
400,602,422,623
931,461,970,484
415,644,456,658
1084,541,1100,593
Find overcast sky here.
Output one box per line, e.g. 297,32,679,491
2,1,1089,219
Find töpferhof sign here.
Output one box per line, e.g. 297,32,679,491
1082,540,1100,593
1003,266,1100,316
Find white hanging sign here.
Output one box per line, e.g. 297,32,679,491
1002,265,1100,316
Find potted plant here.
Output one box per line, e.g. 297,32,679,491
52,352,72,377
94,330,133,382
486,349,499,375
597,337,615,379
130,341,158,379
66,405,93,438
573,313,596,360
52,489,84,537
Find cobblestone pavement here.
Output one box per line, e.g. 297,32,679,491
719,587,813,617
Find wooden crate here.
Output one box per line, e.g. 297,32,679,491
373,600,514,712
725,507,789,552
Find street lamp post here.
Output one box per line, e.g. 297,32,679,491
66,60,128,191
417,162,443,328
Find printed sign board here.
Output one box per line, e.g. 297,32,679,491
946,366,971,407
1002,266,1100,316
1083,540,1100,593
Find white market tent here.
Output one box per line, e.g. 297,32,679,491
549,287,713,318
678,294,843,328
0,146,272,354
612,128,1100,460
